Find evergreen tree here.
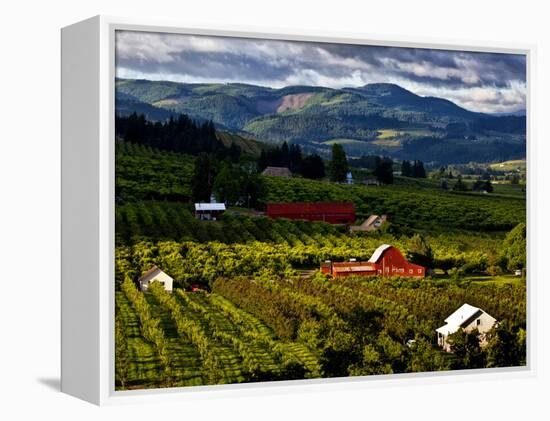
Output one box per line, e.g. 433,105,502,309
301,154,326,179
244,172,265,208
191,153,217,203
280,141,290,167
374,157,394,184
417,161,426,178
257,150,270,172
401,160,412,177
115,113,229,157
329,144,349,182
472,177,484,191
288,144,303,174
453,175,468,191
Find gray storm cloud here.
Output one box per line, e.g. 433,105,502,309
115,30,526,114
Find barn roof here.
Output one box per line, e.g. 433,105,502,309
195,203,226,211
266,202,355,214
333,265,376,273
262,166,292,177
368,244,393,263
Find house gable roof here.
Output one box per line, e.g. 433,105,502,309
138,265,173,282
444,303,483,327
262,166,292,177
436,303,496,336
138,265,161,282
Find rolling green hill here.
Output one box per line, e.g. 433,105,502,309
115,78,526,164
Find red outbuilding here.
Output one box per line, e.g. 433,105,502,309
321,244,425,278
265,202,356,224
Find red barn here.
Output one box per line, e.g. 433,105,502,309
265,202,355,224
321,244,425,278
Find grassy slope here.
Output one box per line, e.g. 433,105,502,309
489,159,527,172
116,141,195,202
216,131,267,157
261,175,525,232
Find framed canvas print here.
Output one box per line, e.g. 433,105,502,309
61,16,532,405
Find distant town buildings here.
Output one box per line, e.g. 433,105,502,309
436,304,497,352
138,266,174,293
321,244,425,278
266,202,356,224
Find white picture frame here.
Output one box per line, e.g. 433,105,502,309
61,15,535,406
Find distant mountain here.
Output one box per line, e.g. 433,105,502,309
115,78,526,164
116,91,177,121
116,79,483,132
489,109,526,117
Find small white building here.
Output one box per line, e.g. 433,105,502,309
194,202,226,220
436,303,497,352
346,171,354,184
138,266,173,293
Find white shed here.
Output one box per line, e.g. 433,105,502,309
436,303,497,352
138,266,173,293
194,202,226,220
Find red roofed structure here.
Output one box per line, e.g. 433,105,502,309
321,244,425,278
265,202,356,224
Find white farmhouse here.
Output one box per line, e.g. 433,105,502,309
436,303,497,352
138,266,173,293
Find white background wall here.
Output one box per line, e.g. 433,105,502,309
0,0,548,419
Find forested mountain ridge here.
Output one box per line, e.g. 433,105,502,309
115,78,526,164
116,78,486,129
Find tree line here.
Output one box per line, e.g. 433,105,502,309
116,112,241,159
401,160,426,178
257,142,326,179
333,146,394,184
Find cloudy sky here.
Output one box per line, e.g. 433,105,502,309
116,30,526,114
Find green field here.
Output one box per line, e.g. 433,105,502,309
489,159,526,172
115,266,526,389
115,140,527,390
